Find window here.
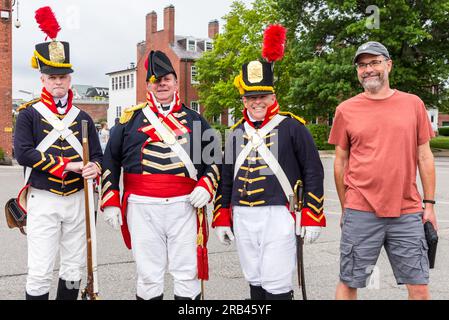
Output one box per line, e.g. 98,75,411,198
188,39,196,51
127,75,130,89
431,115,435,123
111,78,115,91
443,121,449,127
205,41,213,51
115,77,118,90
131,74,134,88
191,66,199,84
191,101,200,113
116,106,122,118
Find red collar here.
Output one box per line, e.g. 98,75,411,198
243,100,280,129
40,88,74,115
146,91,182,117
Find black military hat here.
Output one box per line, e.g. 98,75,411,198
31,7,73,75
32,41,73,75
235,60,275,97
234,25,287,97
146,50,177,83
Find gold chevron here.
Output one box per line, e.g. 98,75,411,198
142,149,177,159
308,192,324,203
142,159,185,171
102,190,115,205
67,155,81,160
207,172,218,188
42,154,56,171
307,202,323,214
48,177,62,184
247,156,263,162
33,152,46,168
70,121,78,127
102,169,111,180
212,212,221,222
213,204,222,215
151,142,171,149
102,181,112,195
264,132,276,139
307,211,325,223
214,195,222,204
64,188,79,196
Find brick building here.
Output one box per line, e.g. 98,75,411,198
136,5,229,126
0,0,13,158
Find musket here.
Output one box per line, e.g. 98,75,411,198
289,180,307,300
80,120,100,300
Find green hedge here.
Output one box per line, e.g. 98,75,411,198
0,147,4,160
306,124,335,150
438,127,449,136
430,136,449,149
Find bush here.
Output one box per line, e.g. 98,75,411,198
306,124,335,150
0,147,4,160
438,127,449,136
430,136,449,149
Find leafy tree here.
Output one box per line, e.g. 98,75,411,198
278,0,449,118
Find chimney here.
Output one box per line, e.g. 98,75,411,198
146,11,157,48
164,5,175,45
208,20,219,39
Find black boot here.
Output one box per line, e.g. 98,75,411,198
26,292,49,300
265,290,294,300
174,293,201,300
55,278,80,300
250,285,266,300
137,294,164,300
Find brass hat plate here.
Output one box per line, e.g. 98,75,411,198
247,61,263,84
48,41,66,63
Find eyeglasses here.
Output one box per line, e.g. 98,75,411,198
355,59,388,70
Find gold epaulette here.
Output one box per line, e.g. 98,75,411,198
279,111,306,125
17,98,41,112
119,103,147,124
230,117,245,131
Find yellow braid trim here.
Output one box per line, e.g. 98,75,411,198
230,117,245,131
279,111,306,125
233,72,274,96
34,50,73,69
18,98,41,112
149,75,157,84
119,103,147,124
31,56,39,69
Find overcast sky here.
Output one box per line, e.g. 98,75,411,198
11,0,253,100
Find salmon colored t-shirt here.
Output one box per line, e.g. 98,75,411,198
328,90,435,217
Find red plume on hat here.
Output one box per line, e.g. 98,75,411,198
35,6,61,40
262,24,287,63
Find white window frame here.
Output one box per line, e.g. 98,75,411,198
130,74,134,88
116,106,122,118
187,39,196,52
191,65,199,85
205,41,213,51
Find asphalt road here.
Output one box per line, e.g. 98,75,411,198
1,156,448,300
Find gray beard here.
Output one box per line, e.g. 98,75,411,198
361,74,387,94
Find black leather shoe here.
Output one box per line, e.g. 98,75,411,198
250,285,267,300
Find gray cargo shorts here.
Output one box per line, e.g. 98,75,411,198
340,208,429,288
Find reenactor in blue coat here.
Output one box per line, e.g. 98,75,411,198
14,7,102,300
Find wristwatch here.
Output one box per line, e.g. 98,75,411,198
423,199,436,205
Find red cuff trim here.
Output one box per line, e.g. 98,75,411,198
212,207,232,228
49,157,71,179
196,176,214,202
101,190,121,210
301,208,326,227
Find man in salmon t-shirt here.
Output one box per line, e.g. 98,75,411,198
329,41,437,300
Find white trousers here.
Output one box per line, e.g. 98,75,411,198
26,188,86,296
127,194,200,300
233,205,296,294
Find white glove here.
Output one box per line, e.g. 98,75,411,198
216,227,235,246
189,186,210,208
103,207,123,230
303,226,321,244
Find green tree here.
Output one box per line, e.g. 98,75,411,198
196,0,284,123
278,0,449,118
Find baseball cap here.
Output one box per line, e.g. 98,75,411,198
353,41,390,64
